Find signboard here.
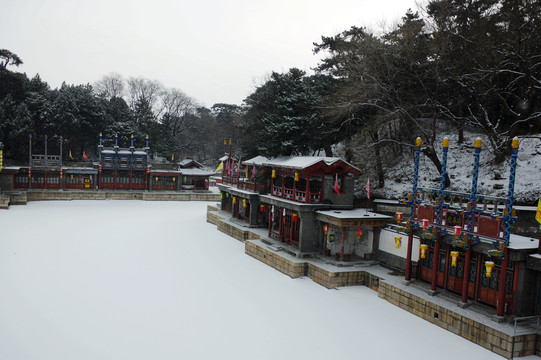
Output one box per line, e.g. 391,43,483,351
417,207,434,222
446,211,463,227
477,216,500,238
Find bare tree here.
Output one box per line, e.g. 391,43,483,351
94,72,125,100
126,77,163,114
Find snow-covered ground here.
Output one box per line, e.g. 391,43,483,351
0,200,519,359
342,130,541,204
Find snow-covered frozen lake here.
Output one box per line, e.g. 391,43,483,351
0,200,508,359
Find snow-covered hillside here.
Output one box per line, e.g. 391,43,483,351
339,131,541,205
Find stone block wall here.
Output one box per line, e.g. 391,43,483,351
377,282,537,358
9,192,27,205
245,241,307,278
217,221,261,242
307,264,366,289
18,190,219,202
206,211,220,225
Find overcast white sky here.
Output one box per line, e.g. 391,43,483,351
2,0,420,107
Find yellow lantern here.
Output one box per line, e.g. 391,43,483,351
450,251,459,267
242,199,247,207
394,237,402,249
272,169,276,178
420,244,428,259
155,177,158,182
294,172,299,182
232,197,237,204
485,261,495,278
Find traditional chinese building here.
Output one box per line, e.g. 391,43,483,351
377,136,541,318
98,133,149,190
218,150,391,258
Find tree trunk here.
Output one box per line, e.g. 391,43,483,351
370,131,385,188
324,145,333,157
421,145,451,188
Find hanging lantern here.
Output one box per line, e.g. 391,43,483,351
450,251,459,267
232,197,237,204
260,204,266,212
242,199,247,207
485,261,495,278
394,237,402,249
453,225,461,238
292,213,298,222
220,193,224,199
294,172,299,182
323,224,329,235
99,165,102,174
421,218,429,230
272,169,276,178
420,244,428,259
155,176,158,182
357,228,363,239
395,211,403,223
146,166,150,174
173,177,176,182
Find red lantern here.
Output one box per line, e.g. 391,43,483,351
292,213,298,222
395,211,403,223
323,224,329,235
453,225,461,238
99,165,102,174
421,218,429,230
357,228,363,239
260,204,266,212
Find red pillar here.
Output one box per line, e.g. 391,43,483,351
430,236,440,292
460,239,472,304
496,248,509,317
405,222,414,281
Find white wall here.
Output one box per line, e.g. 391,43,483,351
379,228,420,262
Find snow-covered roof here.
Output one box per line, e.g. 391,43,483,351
101,149,147,155
180,168,215,176
178,159,202,168
64,167,97,174
218,155,229,162
243,156,271,166
316,208,392,221
263,156,361,175
509,233,539,250
150,169,182,175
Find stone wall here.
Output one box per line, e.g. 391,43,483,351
378,281,537,358
14,190,220,203
244,240,381,290
9,192,27,205
217,221,261,242
245,241,307,278
307,264,366,289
